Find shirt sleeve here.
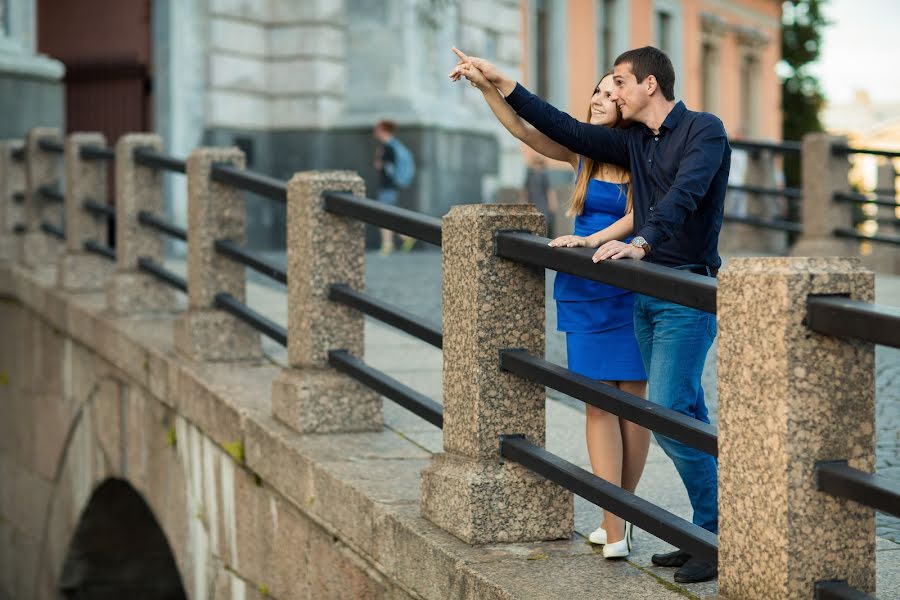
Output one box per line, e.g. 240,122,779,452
505,83,629,168
635,116,727,250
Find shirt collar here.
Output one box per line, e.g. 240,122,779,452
660,101,686,131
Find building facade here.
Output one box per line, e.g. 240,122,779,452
4,0,782,248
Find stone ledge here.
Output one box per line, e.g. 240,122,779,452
2,262,696,599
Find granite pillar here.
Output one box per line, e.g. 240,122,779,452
0,140,25,263
271,171,381,433
863,162,900,275
792,134,855,257
57,133,114,291
21,127,64,266
718,257,876,599
106,134,177,314
173,147,261,362
420,204,572,544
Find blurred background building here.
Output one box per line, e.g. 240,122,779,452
2,0,783,248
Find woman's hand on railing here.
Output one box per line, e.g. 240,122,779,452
548,234,591,248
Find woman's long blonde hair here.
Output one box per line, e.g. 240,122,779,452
566,73,633,217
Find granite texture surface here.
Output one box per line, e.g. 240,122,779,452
718,257,876,599
174,309,262,362
272,367,382,434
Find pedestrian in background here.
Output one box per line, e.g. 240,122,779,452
520,154,559,235
373,120,417,254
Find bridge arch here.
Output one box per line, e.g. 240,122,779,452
57,478,188,599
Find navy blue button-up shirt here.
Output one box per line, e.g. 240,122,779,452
506,83,730,270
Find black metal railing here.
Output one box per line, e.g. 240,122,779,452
38,138,64,154
834,191,900,209
137,257,187,293
323,191,442,246
832,145,900,160
816,461,900,519
806,295,900,350
12,191,24,203
137,210,187,241
133,147,186,173
213,239,286,285
83,199,116,220
815,580,877,600
84,239,115,261
329,350,444,428
328,283,442,349
210,164,287,203
833,228,900,247
500,436,719,563
494,231,717,313
38,185,64,203
213,292,286,346
499,349,717,455
730,139,802,155
79,145,115,161
723,214,802,233
11,147,24,162
40,221,65,240
727,182,803,200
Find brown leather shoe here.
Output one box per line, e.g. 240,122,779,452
651,549,691,567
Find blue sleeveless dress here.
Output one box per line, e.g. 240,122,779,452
553,179,647,381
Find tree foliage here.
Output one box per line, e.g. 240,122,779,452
780,0,830,186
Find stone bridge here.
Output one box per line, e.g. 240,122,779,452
1,129,899,600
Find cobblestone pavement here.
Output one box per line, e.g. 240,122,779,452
354,245,900,543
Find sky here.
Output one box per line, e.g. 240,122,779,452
811,0,900,105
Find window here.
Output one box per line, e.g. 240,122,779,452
701,41,718,112
535,0,550,98
740,53,759,135
656,10,672,54
597,0,616,71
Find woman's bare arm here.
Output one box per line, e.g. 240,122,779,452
548,212,634,247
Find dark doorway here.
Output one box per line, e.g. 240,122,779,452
58,479,187,599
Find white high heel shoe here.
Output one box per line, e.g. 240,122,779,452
601,522,632,559
588,525,606,545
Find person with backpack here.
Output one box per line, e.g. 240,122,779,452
373,120,416,254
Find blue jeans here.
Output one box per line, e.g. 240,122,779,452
633,292,718,534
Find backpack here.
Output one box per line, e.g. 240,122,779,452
387,138,415,188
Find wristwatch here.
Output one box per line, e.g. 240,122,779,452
630,236,651,256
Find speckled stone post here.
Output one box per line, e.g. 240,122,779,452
863,163,900,275
57,133,114,291
106,134,177,314
173,147,262,362
420,204,572,544
271,170,381,433
792,133,856,257
21,128,64,267
718,257,875,599
0,140,25,263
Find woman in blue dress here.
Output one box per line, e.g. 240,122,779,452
452,58,649,559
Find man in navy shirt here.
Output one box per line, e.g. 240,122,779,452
451,47,727,584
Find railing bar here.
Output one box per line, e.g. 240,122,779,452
723,214,803,233
328,284,442,348
84,240,116,261
806,295,900,349
79,145,115,161
133,147,187,174
214,292,286,346
833,228,900,248
209,163,288,203
494,231,717,314
13,224,26,234
729,139,802,154
816,461,900,518
501,436,718,563
137,210,187,241
137,257,187,293
328,350,443,428
323,191,442,246
38,185,64,203
832,144,900,159
38,138,64,154
500,349,717,456
834,192,900,208
12,191,25,203
40,221,65,240
213,239,286,285
815,580,878,600
727,183,803,199
83,199,116,219
11,147,25,162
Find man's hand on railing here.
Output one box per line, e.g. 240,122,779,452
592,240,645,262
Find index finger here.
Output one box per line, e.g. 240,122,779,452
451,47,470,62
